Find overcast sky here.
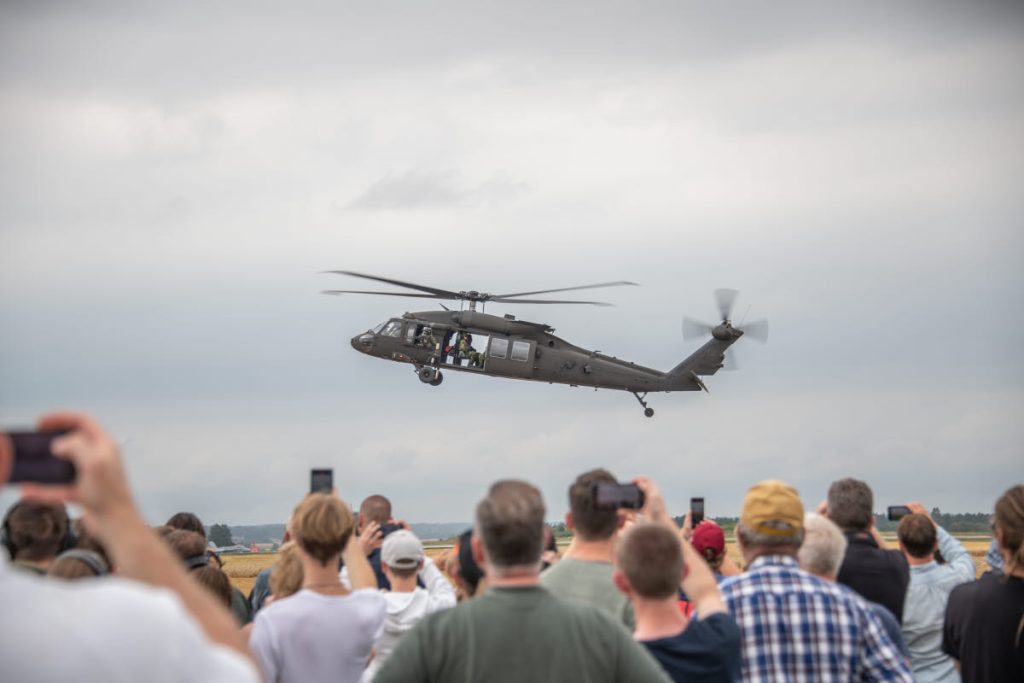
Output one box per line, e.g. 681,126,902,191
2,1,1022,526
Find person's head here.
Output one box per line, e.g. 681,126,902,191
993,484,1024,576
292,493,354,567
165,512,206,539
381,530,425,583
193,566,232,608
473,479,545,578
2,501,71,563
453,529,484,597
827,478,874,532
736,480,805,561
47,549,110,580
358,494,392,531
72,517,111,571
691,521,726,572
163,529,211,570
269,542,303,600
613,523,683,601
567,468,619,541
798,513,848,580
897,514,937,560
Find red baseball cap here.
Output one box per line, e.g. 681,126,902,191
691,521,725,561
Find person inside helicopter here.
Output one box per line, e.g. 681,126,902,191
455,332,483,368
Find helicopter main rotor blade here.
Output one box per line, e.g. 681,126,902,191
714,288,738,322
739,319,770,343
490,297,613,306
323,271,461,299
492,281,638,299
321,290,452,299
682,317,714,340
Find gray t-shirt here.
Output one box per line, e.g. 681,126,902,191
540,557,635,630
374,585,670,683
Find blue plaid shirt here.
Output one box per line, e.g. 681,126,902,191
720,555,913,682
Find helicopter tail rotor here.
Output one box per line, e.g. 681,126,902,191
682,289,769,370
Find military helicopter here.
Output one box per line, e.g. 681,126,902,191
323,271,768,417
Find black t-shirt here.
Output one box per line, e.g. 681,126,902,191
836,532,909,622
942,572,1024,683
642,612,742,683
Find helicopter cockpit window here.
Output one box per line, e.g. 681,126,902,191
490,338,509,359
371,321,387,334
380,321,403,337
511,340,530,362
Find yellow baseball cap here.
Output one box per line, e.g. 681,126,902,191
740,480,804,538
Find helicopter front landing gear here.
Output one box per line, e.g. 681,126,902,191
417,366,443,386
632,392,654,418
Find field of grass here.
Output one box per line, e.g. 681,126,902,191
220,536,995,596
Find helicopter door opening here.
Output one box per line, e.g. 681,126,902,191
444,331,489,370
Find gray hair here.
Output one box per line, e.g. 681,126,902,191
737,520,805,551
475,479,545,571
798,513,848,579
827,478,873,531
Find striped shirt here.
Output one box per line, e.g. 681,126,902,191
721,555,913,682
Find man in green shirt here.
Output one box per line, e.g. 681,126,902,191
541,468,635,629
374,480,671,683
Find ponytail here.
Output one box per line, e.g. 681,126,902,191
993,484,1024,577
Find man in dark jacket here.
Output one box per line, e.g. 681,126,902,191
825,478,910,622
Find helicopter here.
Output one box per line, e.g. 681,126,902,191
323,271,768,417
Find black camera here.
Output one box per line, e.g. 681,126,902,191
887,505,911,521
593,483,645,510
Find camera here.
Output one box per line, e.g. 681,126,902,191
593,482,645,510
691,497,705,525
6,430,75,485
310,468,333,494
887,505,911,521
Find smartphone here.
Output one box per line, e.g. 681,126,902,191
887,505,911,521
6,431,76,485
691,497,705,525
593,482,645,510
379,522,402,538
310,468,333,494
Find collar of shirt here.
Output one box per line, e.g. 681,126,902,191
844,531,879,548
747,554,799,571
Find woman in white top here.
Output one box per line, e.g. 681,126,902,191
249,493,385,683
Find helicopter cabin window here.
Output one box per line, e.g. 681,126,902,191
511,340,531,362
405,324,417,344
490,338,509,359
380,321,403,337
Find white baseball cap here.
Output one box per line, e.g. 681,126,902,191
381,530,424,569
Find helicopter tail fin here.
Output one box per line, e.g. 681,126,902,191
666,336,734,390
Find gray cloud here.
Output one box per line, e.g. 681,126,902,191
349,170,529,210
1,1,1022,523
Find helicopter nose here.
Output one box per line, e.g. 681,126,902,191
351,333,374,352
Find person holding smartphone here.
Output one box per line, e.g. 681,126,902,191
0,413,259,682
540,468,635,630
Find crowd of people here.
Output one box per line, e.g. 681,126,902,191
0,411,1022,682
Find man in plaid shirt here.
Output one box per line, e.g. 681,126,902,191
720,480,913,682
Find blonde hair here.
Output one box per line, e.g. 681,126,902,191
269,542,304,599
994,484,1024,576
291,494,354,566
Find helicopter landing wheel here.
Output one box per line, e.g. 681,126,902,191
430,371,443,386
417,367,439,384
632,391,655,418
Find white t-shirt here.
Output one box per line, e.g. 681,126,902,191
0,556,258,683
249,587,386,683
